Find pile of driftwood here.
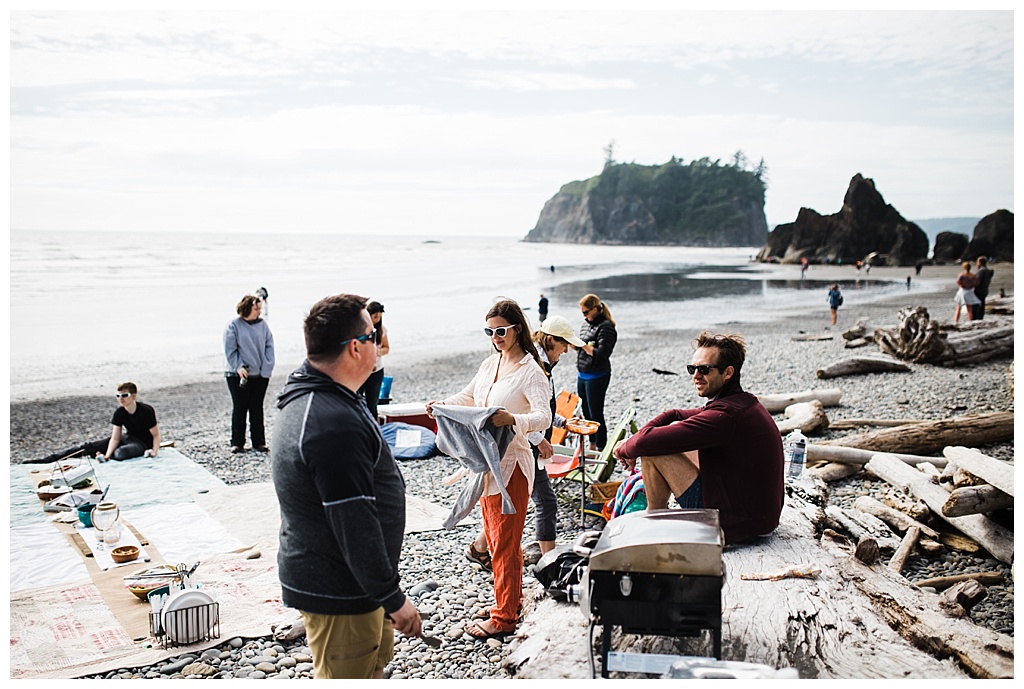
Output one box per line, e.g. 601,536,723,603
869,306,1013,365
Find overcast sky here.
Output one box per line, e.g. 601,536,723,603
9,8,1015,237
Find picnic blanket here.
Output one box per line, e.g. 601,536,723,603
9,448,468,679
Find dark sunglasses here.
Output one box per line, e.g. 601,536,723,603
483,325,517,337
340,328,377,347
686,364,724,376
115,392,131,399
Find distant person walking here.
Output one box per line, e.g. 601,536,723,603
827,283,843,326
358,301,390,419
953,261,981,324
224,294,275,454
537,293,548,325
972,257,994,320
576,293,618,451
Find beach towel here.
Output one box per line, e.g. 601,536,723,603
608,469,647,519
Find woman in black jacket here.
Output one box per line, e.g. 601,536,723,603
575,293,617,450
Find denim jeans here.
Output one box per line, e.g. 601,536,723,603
577,373,611,450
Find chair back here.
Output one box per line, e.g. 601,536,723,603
549,391,581,445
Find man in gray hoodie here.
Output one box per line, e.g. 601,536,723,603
271,294,421,679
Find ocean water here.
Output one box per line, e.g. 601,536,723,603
9,230,928,402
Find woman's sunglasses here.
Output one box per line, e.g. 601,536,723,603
686,364,724,376
483,325,518,337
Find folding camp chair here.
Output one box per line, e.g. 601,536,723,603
548,390,581,446
548,407,638,524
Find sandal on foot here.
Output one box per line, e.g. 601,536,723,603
465,544,492,572
473,607,521,622
465,621,510,641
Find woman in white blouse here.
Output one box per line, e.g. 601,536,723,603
426,298,551,641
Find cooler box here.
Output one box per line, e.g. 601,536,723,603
379,402,437,433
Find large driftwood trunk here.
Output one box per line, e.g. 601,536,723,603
815,356,910,379
875,306,1014,365
864,453,1014,564
820,535,1014,679
507,487,975,679
755,388,842,414
818,412,1013,455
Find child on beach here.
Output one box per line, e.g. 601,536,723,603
827,284,843,325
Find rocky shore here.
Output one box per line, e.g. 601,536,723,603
9,264,1014,679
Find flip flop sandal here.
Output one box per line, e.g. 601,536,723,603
465,543,492,572
472,607,522,622
465,621,510,641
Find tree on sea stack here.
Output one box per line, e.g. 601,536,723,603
523,155,768,246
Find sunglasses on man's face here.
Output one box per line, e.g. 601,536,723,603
686,364,723,376
116,392,131,399
483,325,517,337
340,328,377,347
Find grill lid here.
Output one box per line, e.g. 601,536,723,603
588,509,724,576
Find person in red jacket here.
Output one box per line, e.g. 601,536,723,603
612,331,784,544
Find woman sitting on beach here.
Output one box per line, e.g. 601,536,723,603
575,293,618,451
223,294,275,454
426,298,551,641
953,261,981,324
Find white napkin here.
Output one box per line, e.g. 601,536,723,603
75,522,151,570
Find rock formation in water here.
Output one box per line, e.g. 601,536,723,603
755,174,929,266
523,158,768,246
932,231,970,263
963,209,1014,263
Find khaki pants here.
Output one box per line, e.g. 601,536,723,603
301,608,394,679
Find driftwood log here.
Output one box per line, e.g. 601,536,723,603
817,412,1014,455
841,316,872,341
983,295,1014,315
828,418,928,430
914,571,1005,592
808,443,947,468
874,306,1013,365
806,462,862,482
820,534,1014,679
852,496,939,540
888,526,920,574
816,356,910,379
942,446,1014,496
864,453,1014,564
938,580,988,617
791,333,834,341
776,400,829,435
941,484,1014,518
755,388,842,414
508,487,979,679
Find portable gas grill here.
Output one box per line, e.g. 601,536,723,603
576,508,725,678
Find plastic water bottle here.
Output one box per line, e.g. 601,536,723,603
786,430,807,480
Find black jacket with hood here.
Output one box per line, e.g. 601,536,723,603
271,360,408,616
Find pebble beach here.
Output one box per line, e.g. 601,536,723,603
9,262,1015,679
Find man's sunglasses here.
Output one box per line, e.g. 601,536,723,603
686,364,724,376
340,328,377,346
115,392,131,399
483,325,517,337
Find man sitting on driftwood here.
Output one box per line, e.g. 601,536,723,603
612,332,784,544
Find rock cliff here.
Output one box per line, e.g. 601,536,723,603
963,209,1014,263
755,174,929,266
523,159,768,246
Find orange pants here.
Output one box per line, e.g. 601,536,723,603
480,465,529,632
